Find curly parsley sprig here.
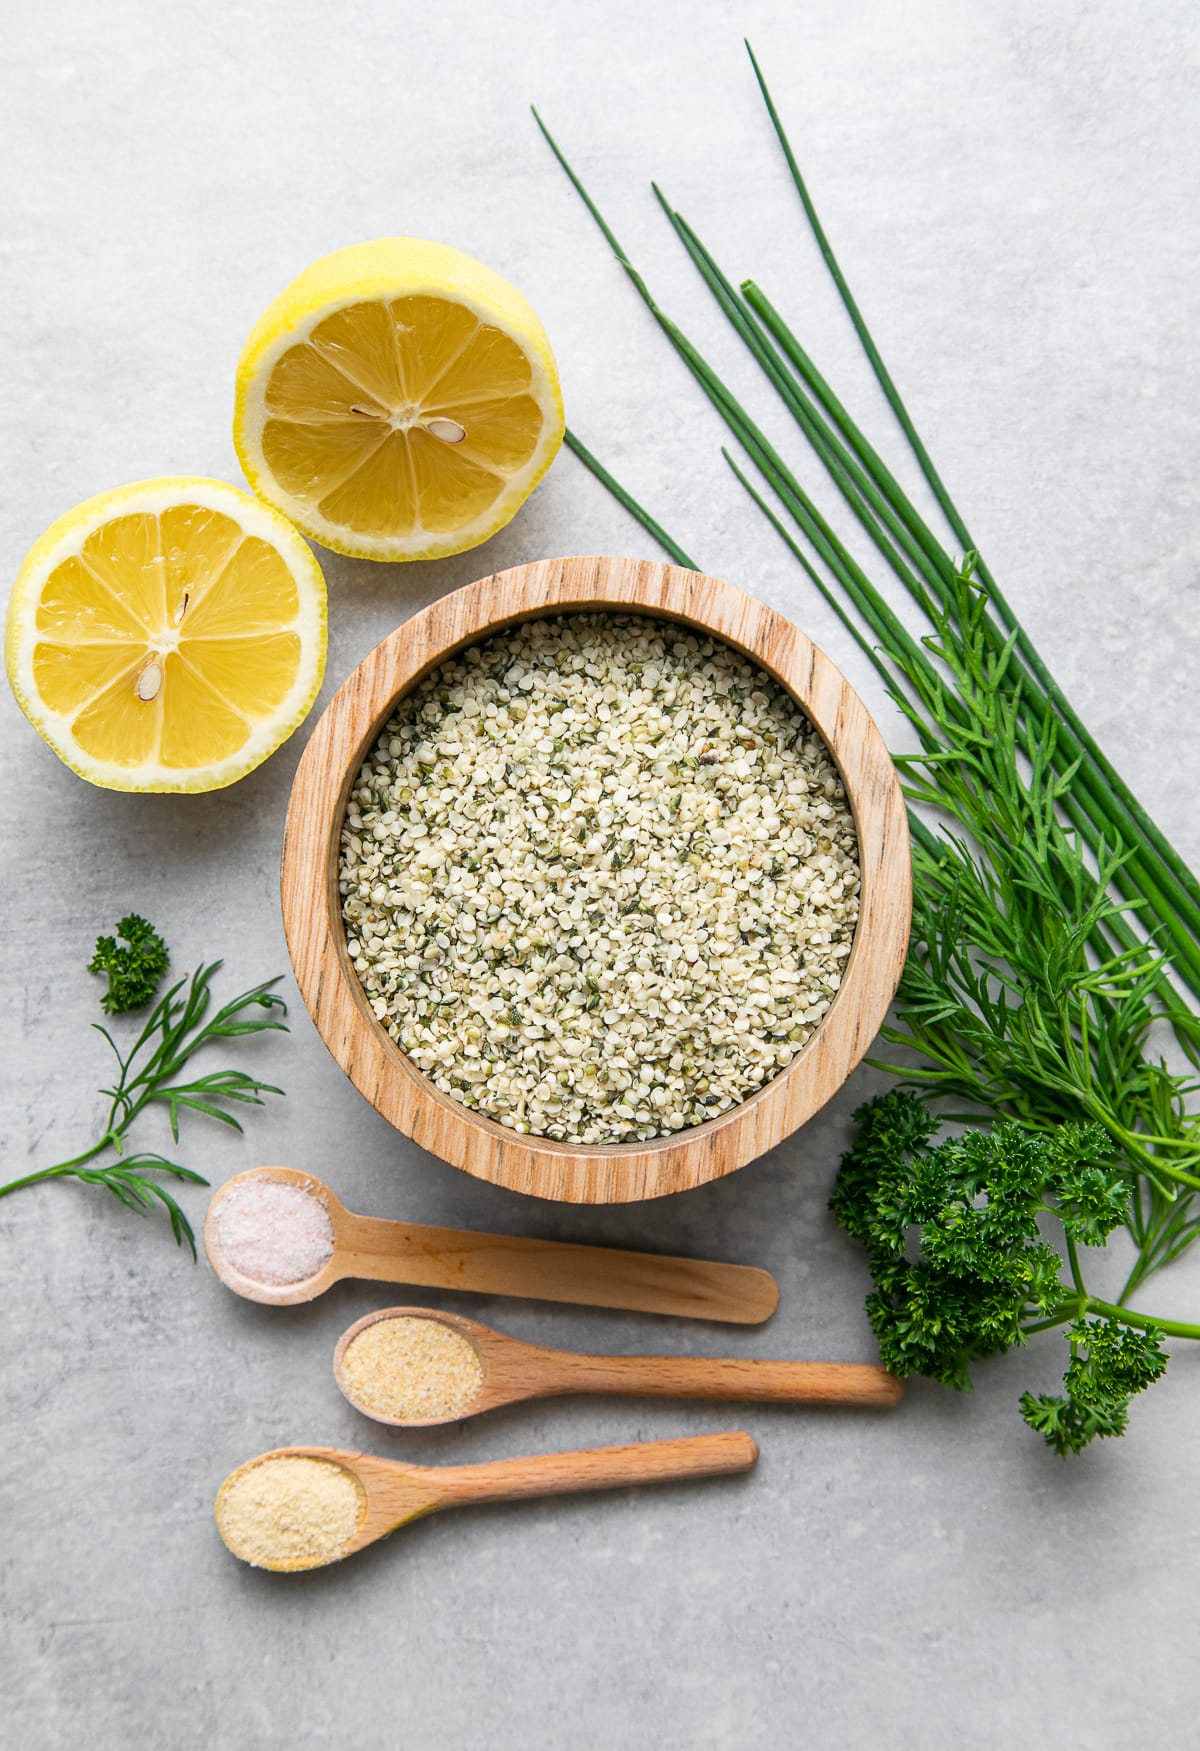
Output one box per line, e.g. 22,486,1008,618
832,1092,1197,1455
1,936,288,1258
87,913,170,1015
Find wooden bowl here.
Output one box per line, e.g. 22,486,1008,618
281,556,910,1204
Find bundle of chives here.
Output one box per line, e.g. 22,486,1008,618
534,47,1200,1290
533,84,1200,1012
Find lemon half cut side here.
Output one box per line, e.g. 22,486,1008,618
233,238,565,563
5,477,327,793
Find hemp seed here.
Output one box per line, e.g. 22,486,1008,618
339,615,859,1143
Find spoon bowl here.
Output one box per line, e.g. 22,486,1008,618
205,1167,344,1306
334,1305,904,1428
215,1432,759,1572
204,1166,779,1321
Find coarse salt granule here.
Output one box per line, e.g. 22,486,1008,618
214,1178,335,1286
217,1456,363,1568
341,1316,485,1422
339,613,860,1144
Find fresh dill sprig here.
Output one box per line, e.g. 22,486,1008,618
1,957,288,1258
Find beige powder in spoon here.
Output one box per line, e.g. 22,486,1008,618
215,1178,334,1286
217,1456,363,1568
342,1316,484,1422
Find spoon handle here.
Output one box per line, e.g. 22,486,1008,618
432,1431,758,1509
338,1211,779,1324
542,1353,903,1406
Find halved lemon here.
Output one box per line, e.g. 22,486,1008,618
5,477,327,792
233,238,565,562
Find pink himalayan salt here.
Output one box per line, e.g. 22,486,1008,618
216,1178,335,1286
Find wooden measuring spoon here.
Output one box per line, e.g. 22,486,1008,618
334,1306,904,1427
204,1166,778,1323
215,1432,758,1571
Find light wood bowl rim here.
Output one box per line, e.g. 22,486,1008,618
280,555,910,1204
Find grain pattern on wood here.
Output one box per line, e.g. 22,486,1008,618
204,1165,779,1322
281,555,911,1203
217,1434,758,1570
333,1305,903,1427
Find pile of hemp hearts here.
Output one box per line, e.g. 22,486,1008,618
340,614,859,1143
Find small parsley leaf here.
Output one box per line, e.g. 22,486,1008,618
1020,1320,1168,1457
88,914,170,1015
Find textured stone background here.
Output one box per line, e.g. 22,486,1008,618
2,2,1198,1747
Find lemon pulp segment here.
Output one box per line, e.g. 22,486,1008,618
6,479,327,793
261,295,544,539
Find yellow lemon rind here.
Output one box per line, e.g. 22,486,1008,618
5,476,327,794
232,238,565,563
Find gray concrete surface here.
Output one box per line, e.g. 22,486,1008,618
3,2,1198,1746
